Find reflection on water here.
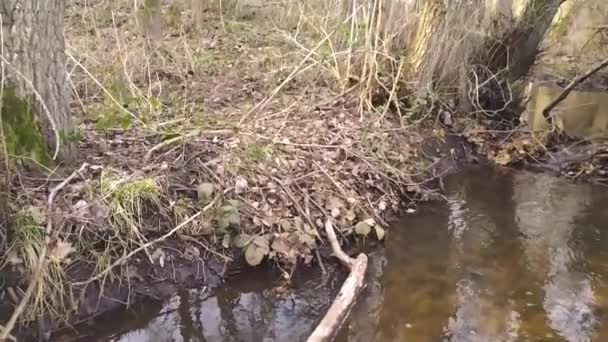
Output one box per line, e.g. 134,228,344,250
52,267,344,342
523,83,608,141
54,167,608,342
340,166,608,342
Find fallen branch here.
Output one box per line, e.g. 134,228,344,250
73,187,231,287
543,57,608,119
0,163,89,341
307,220,368,342
144,129,234,161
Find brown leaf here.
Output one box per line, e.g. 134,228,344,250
245,244,266,266
234,234,253,248
374,226,386,240
253,235,270,254
50,240,75,263
331,207,340,218
28,206,46,225
222,234,231,249
326,196,344,211
235,177,248,194
378,200,387,211
354,221,371,237
197,182,215,202
345,210,356,222
271,238,290,254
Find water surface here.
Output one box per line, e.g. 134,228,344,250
54,167,608,342
523,83,608,141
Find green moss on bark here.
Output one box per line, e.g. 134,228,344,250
1,86,52,166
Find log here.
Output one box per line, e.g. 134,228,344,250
307,220,368,342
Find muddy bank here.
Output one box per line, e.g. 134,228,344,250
5,123,477,341
49,165,608,341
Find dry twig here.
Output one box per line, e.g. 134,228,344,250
543,57,608,119
144,129,234,161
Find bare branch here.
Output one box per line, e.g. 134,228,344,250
542,57,608,119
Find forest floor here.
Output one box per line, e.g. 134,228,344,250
4,1,608,340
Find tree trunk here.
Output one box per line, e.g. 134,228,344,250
490,0,565,79
1,0,76,163
403,0,446,90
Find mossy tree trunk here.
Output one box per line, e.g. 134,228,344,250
1,0,76,164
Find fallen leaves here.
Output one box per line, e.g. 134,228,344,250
234,234,271,266
218,199,241,231
354,219,374,237
49,240,76,263
235,177,248,194
197,182,215,203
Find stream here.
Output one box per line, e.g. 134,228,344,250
52,166,608,342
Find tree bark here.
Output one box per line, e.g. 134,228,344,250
403,0,446,90
489,0,566,79
1,0,76,162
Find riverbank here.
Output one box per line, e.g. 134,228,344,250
1,2,457,339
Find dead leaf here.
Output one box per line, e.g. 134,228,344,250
345,210,356,222
494,151,512,165
374,226,386,240
6,250,22,266
235,177,248,194
197,183,215,202
252,235,270,254
50,240,75,263
331,207,340,218
280,220,292,231
271,238,290,254
378,200,387,211
72,200,90,217
28,206,46,225
222,234,231,249
234,234,253,248
245,243,266,266
303,224,319,238
326,196,344,211
354,221,371,237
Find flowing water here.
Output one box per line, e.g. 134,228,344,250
53,166,608,342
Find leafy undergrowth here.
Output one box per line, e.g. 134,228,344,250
1,0,439,331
